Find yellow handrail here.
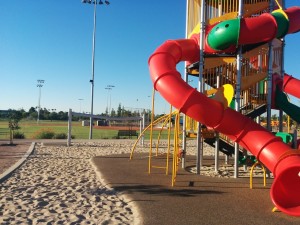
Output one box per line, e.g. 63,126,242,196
171,112,182,186
130,111,177,160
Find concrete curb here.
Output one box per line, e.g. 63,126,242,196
0,142,35,183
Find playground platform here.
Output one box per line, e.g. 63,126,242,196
92,153,300,225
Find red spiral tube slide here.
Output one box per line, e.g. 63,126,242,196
149,39,300,216
283,74,300,99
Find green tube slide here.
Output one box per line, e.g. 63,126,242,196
275,86,300,123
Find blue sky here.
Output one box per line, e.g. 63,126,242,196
1,1,300,115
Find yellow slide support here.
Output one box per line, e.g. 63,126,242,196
249,161,267,189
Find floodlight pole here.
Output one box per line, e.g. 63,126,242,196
37,79,45,124
108,85,115,115
78,98,84,113
105,85,115,116
82,0,110,139
89,1,97,139
105,87,111,116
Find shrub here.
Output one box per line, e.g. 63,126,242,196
53,133,67,139
34,129,55,139
13,131,25,139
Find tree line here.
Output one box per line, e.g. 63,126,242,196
0,104,155,122
0,106,297,127
0,107,68,121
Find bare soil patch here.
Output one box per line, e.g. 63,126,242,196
0,142,31,174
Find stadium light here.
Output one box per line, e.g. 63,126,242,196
82,0,110,139
105,85,115,116
36,79,45,124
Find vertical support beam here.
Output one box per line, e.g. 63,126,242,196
278,38,285,132
181,108,187,168
215,4,222,173
267,1,275,132
182,0,190,169
196,0,206,174
267,49,274,131
214,132,220,172
293,129,297,149
67,109,72,147
148,88,155,174
234,0,244,178
141,114,145,147
279,0,286,132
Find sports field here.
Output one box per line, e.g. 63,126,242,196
0,120,173,140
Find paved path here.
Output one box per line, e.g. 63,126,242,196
92,153,300,225
0,141,34,181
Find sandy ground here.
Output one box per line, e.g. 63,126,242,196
0,139,269,224
0,140,146,224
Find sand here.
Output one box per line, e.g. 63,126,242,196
0,139,270,224
0,140,146,224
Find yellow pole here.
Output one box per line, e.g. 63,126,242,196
172,112,181,186
156,115,171,156
166,105,173,175
250,161,266,189
172,113,177,186
287,116,290,133
130,113,175,159
274,0,282,10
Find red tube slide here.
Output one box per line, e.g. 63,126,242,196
285,7,300,34
149,39,300,216
239,13,277,44
283,74,300,99
240,7,300,44
205,7,300,52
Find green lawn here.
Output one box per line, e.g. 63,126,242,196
0,120,174,140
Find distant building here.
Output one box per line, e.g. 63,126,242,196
0,110,9,117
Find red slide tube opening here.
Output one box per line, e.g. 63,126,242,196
271,155,300,216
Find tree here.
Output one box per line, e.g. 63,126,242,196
28,107,37,120
28,107,37,114
8,110,22,145
57,111,68,120
110,108,116,117
49,111,58,121
271,114,278,121
117,104,122,117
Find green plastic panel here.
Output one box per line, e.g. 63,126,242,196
207,19,240,50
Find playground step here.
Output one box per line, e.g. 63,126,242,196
204,137,243,157
244,104,267,119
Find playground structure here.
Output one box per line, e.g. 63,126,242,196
147,0,300,217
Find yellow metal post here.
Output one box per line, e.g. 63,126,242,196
250,161,267,189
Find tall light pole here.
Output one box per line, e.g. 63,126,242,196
78,98,84,113
36,79,45,124
82,0,110,139
105,85,115,116
105,87,111,116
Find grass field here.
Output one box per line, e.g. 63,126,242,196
0,120,174,140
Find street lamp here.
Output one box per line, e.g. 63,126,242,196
82,0,110,139
105,85,115,116
36,79,45,124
